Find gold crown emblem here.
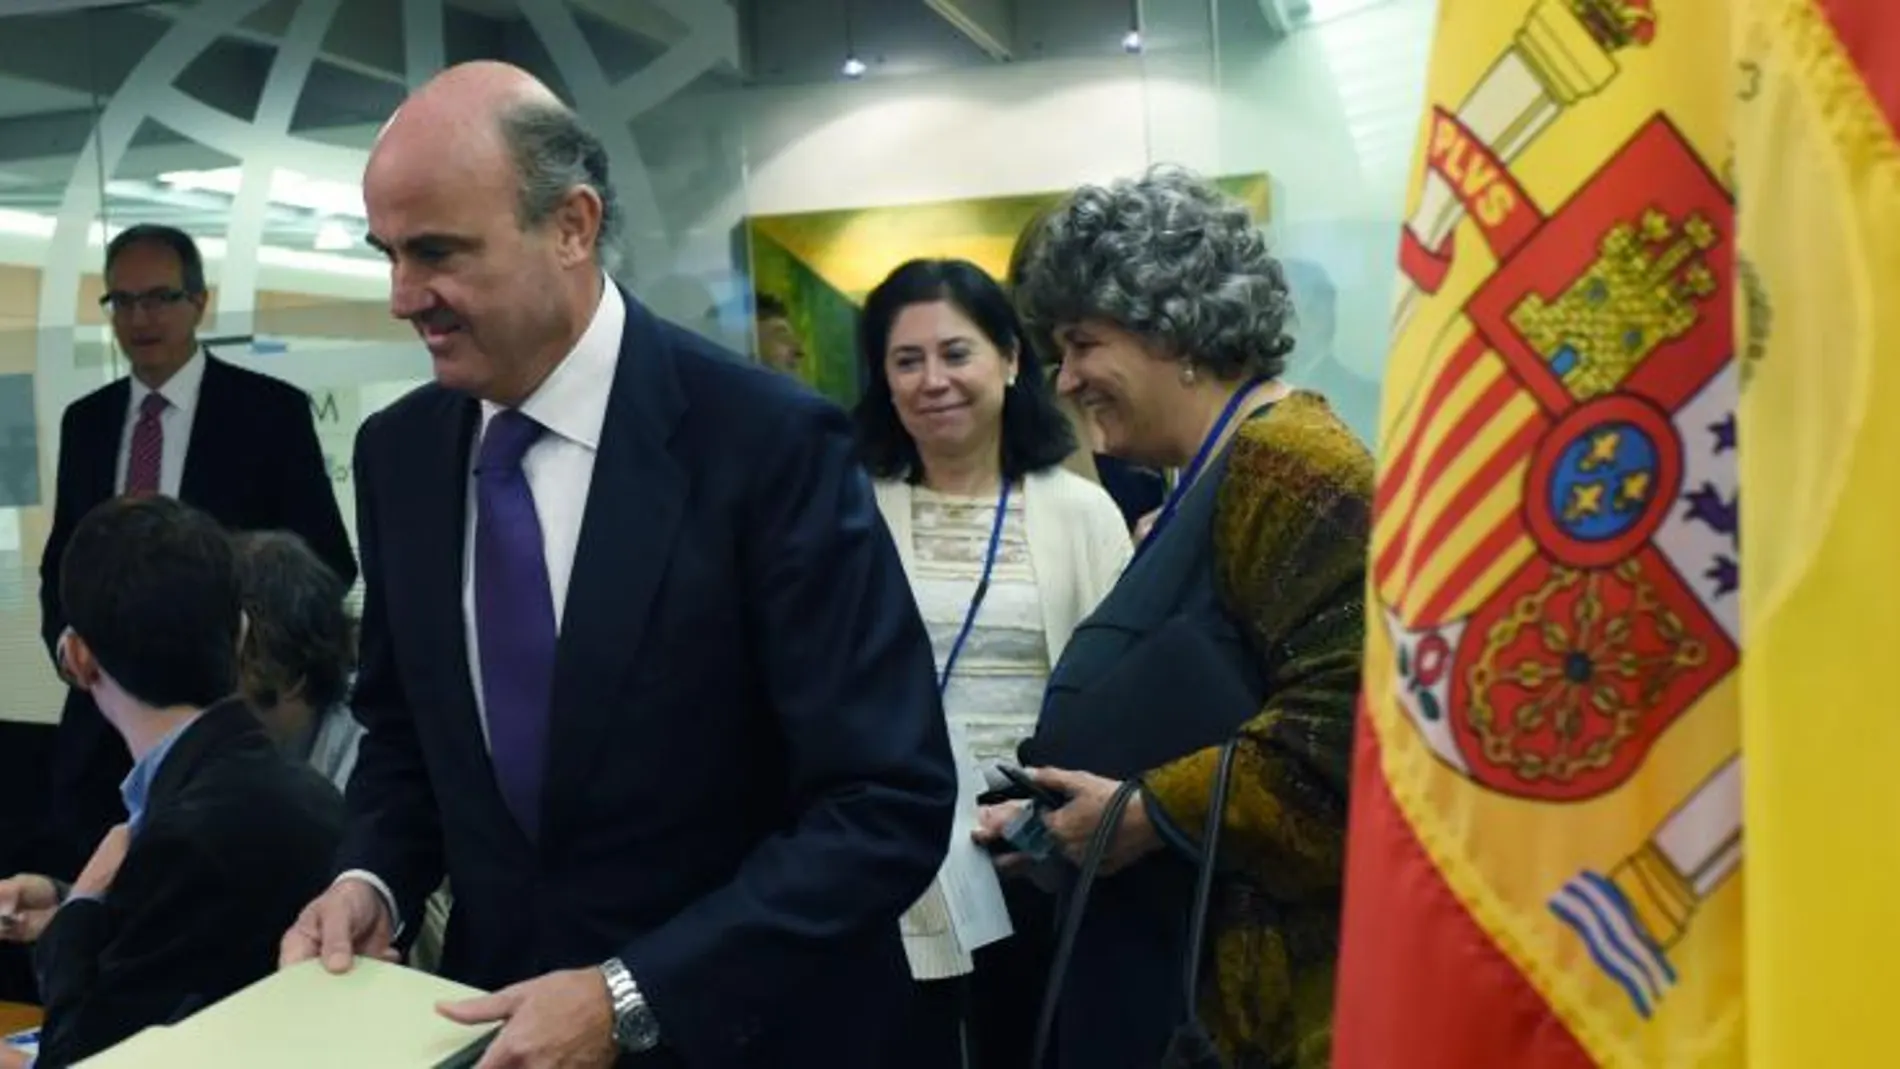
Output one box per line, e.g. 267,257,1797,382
1571,0,1657,50
1508,208,1718,401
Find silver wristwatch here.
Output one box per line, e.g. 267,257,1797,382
600,957,660,1053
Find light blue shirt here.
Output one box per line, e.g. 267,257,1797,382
119,712,204,836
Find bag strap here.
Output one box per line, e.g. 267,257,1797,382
1180,739,1239,1009
1029,739,1241,1068
1031,779,1141,1068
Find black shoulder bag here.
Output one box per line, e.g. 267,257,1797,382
1031,738,1240,1069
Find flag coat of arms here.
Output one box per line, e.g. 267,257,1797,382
1334,2,1742,1066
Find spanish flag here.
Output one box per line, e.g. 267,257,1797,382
1335,1,1744,1066
1737,1,1900,1064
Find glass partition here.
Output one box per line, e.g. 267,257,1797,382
0,0,1437,724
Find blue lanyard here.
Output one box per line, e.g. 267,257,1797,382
938,479,1012,695
1135,376,1270,560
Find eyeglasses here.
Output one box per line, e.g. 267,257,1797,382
99,288,193,315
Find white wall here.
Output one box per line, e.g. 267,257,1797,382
1217,1,1437,438
721,2,1431,222
740,54,1219,215
1214,1,1436,224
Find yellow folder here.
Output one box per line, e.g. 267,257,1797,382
74,958,497,1068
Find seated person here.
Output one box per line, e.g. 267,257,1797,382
0,497,344,1068
231,530,363,789
228,529,453,975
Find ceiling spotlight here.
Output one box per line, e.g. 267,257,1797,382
1122,29,1143,53
842,54,867,78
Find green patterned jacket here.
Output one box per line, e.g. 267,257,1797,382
1141,390,1373,1069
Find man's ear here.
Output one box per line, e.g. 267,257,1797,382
60,628,102,690
553,185,604,269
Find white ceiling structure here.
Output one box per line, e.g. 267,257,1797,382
0,0,1379,284
0,0,1270,252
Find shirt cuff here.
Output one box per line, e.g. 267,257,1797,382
334,870,404,939
46,877,97,908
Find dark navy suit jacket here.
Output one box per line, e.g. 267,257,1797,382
338,289,956,1067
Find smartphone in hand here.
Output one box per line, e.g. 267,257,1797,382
979,766,1067,862
995,764,1067,810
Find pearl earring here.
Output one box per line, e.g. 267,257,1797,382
1179,364,1197,386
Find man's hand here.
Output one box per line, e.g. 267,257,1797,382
1032,767,1162,875
0,1042,28,1069
70,823,130,899
0,873,60,944
438,967,618,1069
279,878,398,974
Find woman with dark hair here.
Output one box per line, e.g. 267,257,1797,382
231,530,461,974
231,530,362,788
979,167,1372,1069
853,258,1130,1068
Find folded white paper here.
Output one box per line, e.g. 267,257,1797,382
75,957,497,1068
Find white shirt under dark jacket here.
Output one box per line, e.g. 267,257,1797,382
340,277,624,925
462,278,624,738
116,347,207,496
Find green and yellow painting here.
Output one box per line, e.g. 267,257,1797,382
744,174,1272,405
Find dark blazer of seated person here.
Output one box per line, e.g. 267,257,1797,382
4,497,343,1069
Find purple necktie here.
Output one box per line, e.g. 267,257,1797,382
474,409,555,839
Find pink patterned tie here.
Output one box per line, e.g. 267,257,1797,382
125,392,167,496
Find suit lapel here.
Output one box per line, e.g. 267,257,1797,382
875,479,918,585
540,292,687,842
177,354,224,504
83,380,130,502
419,392,499,821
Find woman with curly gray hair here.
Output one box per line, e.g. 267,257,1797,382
978,167,1372,1069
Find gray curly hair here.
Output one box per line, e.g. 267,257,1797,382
1013,165,1296,380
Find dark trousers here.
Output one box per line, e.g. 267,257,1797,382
0,942,33,1006
886,879,1059,1069
892,974,971,1069
969,880,1057,1069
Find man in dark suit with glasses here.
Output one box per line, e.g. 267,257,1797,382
31,224,356,882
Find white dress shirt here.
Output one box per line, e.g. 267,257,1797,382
342,278,623,928
462,278,625,741
116,347,207,496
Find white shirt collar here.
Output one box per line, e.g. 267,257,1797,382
129,346,208,415
480,275,624,451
